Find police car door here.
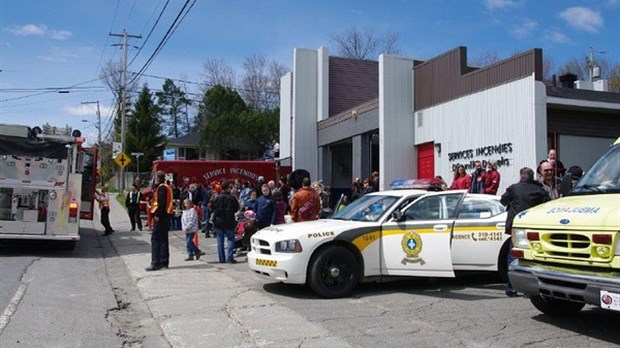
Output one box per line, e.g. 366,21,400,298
380,191,465,277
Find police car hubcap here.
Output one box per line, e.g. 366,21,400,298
329,267,340,278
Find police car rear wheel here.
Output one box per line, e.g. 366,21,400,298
308,246,360,298
530,295,585,316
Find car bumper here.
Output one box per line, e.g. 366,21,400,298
509,259,620,311
247,250,307,284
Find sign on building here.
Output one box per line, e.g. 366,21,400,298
163,148,177,160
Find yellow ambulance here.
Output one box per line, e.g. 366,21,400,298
509,137,620,315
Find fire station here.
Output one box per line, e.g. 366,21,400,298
278,46,620,194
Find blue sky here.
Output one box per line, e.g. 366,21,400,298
1,0,619,145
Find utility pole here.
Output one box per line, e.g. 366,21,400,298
110,30,142,192
81,101,101,145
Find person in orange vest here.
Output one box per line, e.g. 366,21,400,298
94,186,114,236
146,170,174,271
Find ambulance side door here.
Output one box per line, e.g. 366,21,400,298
380,191,465,278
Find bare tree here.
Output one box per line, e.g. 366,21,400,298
99,60,141,141
330,27,401,60
100,60,141,98
202,58,236,90
241,55,288,110
469,51,501,67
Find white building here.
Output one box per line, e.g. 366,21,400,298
279,46,620,196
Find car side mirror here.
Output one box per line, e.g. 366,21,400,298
391,210,404,222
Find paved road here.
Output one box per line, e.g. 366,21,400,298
1,193,619,347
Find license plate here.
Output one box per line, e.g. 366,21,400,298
600,290,620,311
255,258,277,267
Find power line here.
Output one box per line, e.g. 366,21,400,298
129,0,196,85
127,0,171,68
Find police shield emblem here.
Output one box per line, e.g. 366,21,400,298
401,231,426,265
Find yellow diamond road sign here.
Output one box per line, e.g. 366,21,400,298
114,151,132,169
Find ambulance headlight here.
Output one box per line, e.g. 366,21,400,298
512,228,529,249
49,191,57,200
275,239,302,253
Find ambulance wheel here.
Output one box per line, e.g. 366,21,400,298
530,295,585,316
308,246,360,298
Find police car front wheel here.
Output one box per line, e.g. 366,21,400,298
308,245,360,298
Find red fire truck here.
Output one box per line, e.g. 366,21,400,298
149,159,292,188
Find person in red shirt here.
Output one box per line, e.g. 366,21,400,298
482,161,501,195
449,164,471,190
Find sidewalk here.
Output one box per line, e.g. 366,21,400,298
92,194,354,348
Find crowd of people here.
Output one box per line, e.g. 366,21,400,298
129,173,331,269
97,148,581,276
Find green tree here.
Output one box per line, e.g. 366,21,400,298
238,108,279,155
197,85,248,158
156,79,192,139
125,84,166,175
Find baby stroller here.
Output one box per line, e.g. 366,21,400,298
235,210,258,253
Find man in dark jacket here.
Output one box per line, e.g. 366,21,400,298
500,167,550,296
146,171,174,271
212,180,240,263
125,184,142,231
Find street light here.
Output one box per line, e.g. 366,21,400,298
131,152,144,184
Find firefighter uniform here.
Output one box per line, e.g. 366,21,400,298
147,181,174,271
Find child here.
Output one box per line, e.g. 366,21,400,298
273,190,287,225
181,199,200,261
241,210,258,252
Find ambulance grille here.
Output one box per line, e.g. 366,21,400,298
536,231,614,262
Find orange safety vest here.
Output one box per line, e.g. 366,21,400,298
150,184,174,215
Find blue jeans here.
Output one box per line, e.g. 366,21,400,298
215,227,235,262
185,232,200,257
506,240,516,292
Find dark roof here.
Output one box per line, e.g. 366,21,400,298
546,86,620,104
167,132,200,147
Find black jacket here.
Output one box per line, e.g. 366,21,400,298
212,192,239,229
500,179,550,235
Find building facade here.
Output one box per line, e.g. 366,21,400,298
280,46,620,195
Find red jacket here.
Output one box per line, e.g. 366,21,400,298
449,174,471,190
482,169,501,195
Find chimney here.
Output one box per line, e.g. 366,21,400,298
559,73,577,88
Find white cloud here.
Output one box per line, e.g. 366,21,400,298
7,24,47,36
513,19,537,38
37,47,79,62
6,24,72,40
483,0,520,10
545,28,572,44
51,30,72,40
559,7,603,33
64,105,91,116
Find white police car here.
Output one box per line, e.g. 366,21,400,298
247,189,509,298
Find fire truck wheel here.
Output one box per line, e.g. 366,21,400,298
308,245,360,298
529,295,585,316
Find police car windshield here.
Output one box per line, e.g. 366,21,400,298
332,194,399,222
571,144,620,195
